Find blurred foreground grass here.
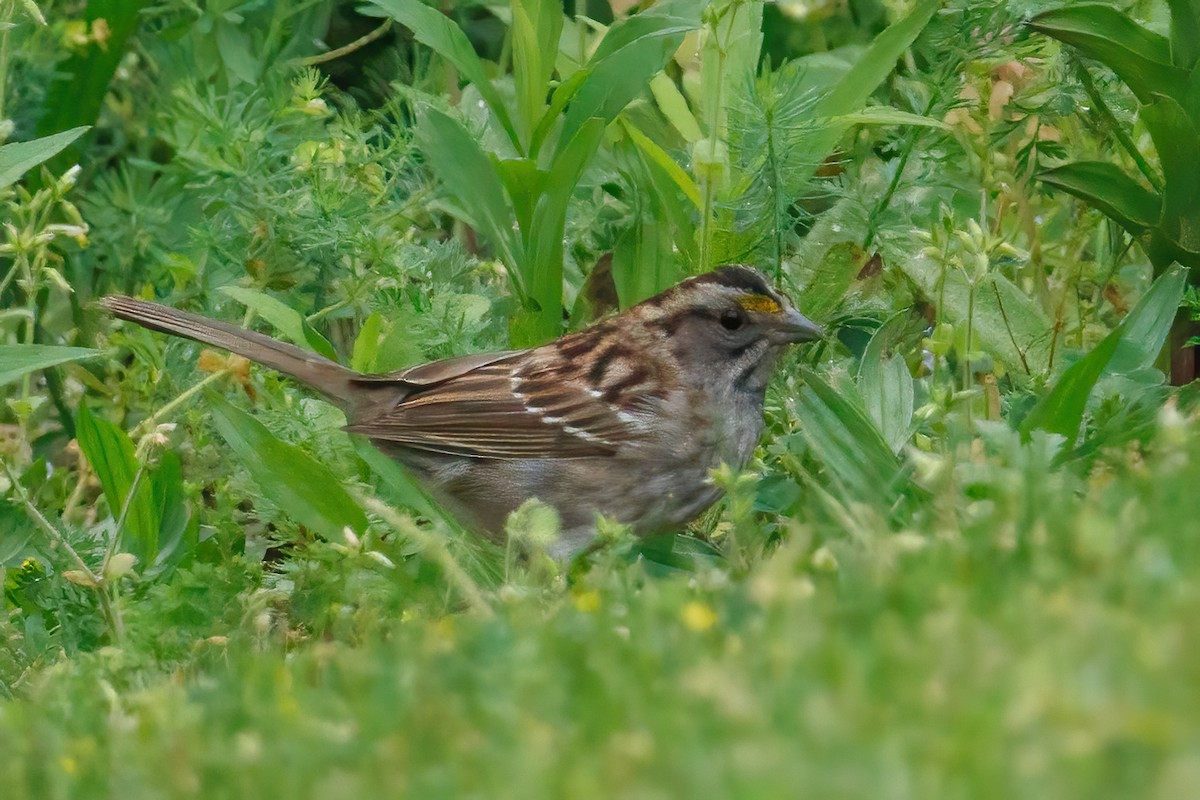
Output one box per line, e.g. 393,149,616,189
3,414,1200,799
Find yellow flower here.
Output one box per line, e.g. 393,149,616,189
681,601,717,632
572,590,601,613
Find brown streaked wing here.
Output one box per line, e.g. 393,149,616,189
349,350,525,387
344,360,644,459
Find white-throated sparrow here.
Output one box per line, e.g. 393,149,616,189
101,266,823,556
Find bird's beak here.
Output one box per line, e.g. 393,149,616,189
771,307,825,344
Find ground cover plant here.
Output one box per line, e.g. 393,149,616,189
2,0,1200,796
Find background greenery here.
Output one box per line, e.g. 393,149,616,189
2,0,1199,796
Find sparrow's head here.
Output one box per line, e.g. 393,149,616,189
633,265,824,393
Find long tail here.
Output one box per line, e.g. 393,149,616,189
100,295,375,414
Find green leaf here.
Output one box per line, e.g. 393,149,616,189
217,286,338,361
796,240,866,320
1106,264,1188,374
556,0,700,156
620,118,702,209
1029,5,1188,104
1021,265,1187,441
1038,161,1162,235
529,68,588,158
0,345,100,387
787,0,939,187
857,316,915,455
146,452,198,579
494,157,544,236
796,369,909,507
900,256,1054,377
523,117,605,343
814,0,939,118
1141,96,1200,261
649,73,703,143
354,439,442,523
834,106,952,130
351,311,384,374
0,127,90,189
1167,0,1200,69
76,404,159,566
415,107,524,294
0,499,33,568
36,0,150,176
369,0,519,148
1019,331,1121,442
207,392,369,540
511,0,562,149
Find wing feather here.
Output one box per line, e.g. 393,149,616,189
344,354,649,458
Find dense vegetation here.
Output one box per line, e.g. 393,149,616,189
3,0,1200,796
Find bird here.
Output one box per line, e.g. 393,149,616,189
100,265,824,557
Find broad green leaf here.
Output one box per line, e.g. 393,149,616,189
529,68,588,158
354,439,441,523
1141,96,1200,260
796,369,909,507
1038,161,1161,235
1029,5,1188,104
0,127,90,188
0,345,100,387
495,157,544,236
556,0,700,156
218,286,338,361
699,0,763,134
415,107,524,291
1106,264,1188,374
611,219,676,309
76,404,159,565
835,106,952,130
214,21,259,85
207,392,369,539
369,0,519,148
146,451,198,579
1019,331,1121,442
1021,265,1187,441
587,0,699,64
1167,0,1200,68
857,316,915,455
900,254,1054,377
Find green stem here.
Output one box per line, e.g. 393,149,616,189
131,369,230,438
2,461,124,640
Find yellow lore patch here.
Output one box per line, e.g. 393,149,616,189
736,293,782,314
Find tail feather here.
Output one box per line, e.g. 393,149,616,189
100,295,375,414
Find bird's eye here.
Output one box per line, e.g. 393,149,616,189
720,308,746,331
